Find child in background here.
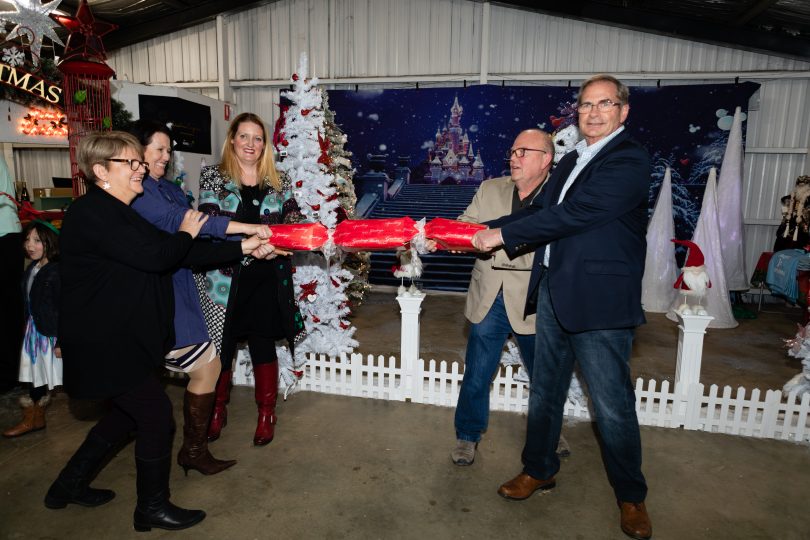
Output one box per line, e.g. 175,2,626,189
3,221,62,438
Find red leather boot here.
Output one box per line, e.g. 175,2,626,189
207,370,232,442
253,362,278,446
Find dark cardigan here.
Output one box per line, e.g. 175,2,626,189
24,260,60,338
58,186,243,399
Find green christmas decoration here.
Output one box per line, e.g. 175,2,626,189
101,116,111,129
322,91,370,306
73,89,87,104
110,97,132,130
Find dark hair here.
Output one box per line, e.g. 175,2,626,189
127,119,173,148
23,221,59,262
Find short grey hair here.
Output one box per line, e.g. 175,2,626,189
578,74,630,105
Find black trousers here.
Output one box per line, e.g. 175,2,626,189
88,374,174,460
0,232,24,391
220,334,278,371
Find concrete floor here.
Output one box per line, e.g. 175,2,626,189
1,290,809,539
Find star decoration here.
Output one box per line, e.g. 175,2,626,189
51,0,117,63
0,0,64,67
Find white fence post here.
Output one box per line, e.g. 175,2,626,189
674,313,713,421
397,287,425,401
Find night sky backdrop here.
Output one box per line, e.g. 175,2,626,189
329,82,760,240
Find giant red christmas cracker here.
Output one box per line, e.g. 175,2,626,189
268,217,484,252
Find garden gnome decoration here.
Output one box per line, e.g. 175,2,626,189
672,239,711,316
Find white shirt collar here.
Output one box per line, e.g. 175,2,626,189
575,125,625,160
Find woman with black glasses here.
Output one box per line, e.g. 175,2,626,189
46,131,263,532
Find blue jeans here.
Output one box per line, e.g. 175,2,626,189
522,271,647,502
455,290,536,443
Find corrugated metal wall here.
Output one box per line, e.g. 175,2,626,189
106,0,810,279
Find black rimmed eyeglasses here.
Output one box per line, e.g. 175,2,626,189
575,99,622,114
106,158,149,171
507,148,548,159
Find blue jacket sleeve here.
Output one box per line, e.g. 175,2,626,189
132,178,231,239
501,145,650,251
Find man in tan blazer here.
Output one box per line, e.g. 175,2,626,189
451,129,554,465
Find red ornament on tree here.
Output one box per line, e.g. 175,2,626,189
272,103,289,148
301,109,311,116
296,181,303,188
292,73,299,81
311,204,320,211
317,133,331,166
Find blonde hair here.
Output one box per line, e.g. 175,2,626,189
220,112,281,191
78,131,143,183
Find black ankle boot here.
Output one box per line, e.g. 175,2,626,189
44,432,116,509
133,454,205,532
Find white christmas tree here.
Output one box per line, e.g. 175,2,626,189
275,52,359,363
666,168,738,328
716,106,748,291
641,167,679,312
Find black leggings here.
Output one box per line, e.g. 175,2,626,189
87,374,174,460
220,334,278,371
30,384,48,402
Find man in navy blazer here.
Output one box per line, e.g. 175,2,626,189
473,75,652,540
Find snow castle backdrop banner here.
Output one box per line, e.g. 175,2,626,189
329,82,759,240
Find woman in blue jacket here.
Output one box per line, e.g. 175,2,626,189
130,120,273,475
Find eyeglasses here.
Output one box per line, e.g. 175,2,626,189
106,158,149,171
575,99,622,114
508,148,548,159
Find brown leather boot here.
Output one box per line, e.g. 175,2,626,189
207,370,232,442
177,391,236,476
497,472,556,500
253,363,278,446
619,501,652,539
3,395,48,438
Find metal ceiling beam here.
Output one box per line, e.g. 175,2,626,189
732,0,780,26
160,0,194,9
493,0,810,60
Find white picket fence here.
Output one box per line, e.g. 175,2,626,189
297,351,810,443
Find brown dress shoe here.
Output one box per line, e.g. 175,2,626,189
497,473,556,500
619,501,652,539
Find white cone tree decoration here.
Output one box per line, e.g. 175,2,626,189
667,168,738,328
717,106,748,291
642,167,679,312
